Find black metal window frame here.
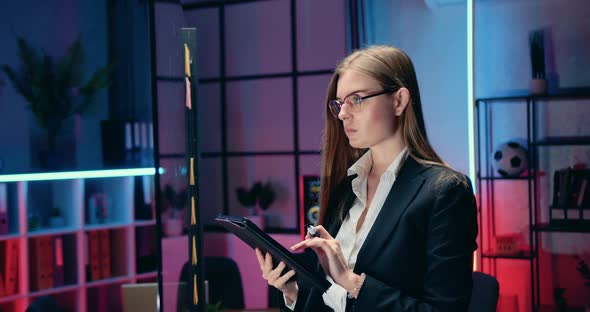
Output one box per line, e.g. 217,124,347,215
154,0,357,234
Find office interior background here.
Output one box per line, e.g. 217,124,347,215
0,0,589,311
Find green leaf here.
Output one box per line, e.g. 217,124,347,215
57,37,84,89
3,36,112,134
16,36,41,83
76,63,113,115
236,187,256,207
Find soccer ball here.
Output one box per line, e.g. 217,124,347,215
492,141,528,177
307,205,319,224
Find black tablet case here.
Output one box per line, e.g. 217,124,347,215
214,215,331,292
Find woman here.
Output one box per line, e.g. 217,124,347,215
256,45,478,312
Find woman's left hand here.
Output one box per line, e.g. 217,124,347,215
290,225,354,287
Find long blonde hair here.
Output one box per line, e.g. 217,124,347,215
318,45,451,225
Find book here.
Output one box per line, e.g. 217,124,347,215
1,240,18,295
29,237,54,290
87,231,101,281
0,184,8,235
54,237,64,286
99,230,111,279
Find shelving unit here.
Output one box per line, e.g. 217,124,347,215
476,93,590,312
0,168,159,311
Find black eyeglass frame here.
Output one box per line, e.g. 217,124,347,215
328,88,396,118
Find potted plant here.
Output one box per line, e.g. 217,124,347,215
236,183,258,216
1,36,113,170
163,185,186,236
236,180,275,229
258,181,275,210
49,207,65,228
27,210,40,231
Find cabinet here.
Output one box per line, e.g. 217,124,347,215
476,93,590,312
0,168,159,311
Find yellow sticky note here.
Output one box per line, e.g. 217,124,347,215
191,196,196,225
193,274,198,304
184,43,191,77
190,158,195,186
192,236,197,265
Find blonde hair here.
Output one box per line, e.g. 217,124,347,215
318,45,459,225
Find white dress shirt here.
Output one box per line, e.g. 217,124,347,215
285,148,408,311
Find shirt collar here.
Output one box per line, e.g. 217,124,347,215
347,147,409,180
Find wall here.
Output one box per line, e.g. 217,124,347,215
182,0,346,231
364,0,590,311
0,0,109,174
364,0,470,176
475,0,590,310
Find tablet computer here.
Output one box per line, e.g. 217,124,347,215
214,215,331,292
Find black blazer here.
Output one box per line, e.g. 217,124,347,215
285,156,478,312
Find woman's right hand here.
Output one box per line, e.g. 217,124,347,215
255,248,298,303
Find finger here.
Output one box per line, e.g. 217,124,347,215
314,225,333,239
273,270,296,289
255,248,265,267
290,238,312,251
299,238,326,250
291,237,327,252
268,261,286,281
265,251,273,270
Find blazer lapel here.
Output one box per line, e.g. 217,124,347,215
354,156,427,271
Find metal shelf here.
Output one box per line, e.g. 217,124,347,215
532,222,590,233
481,251,535,260
479,176,531,181
534,136,590,146
476,91,590,103
29,284,79,298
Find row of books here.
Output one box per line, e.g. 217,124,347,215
0,240,18,296
552,167,590,209
101,120,154,168
0,229,135,297
29,236,64,291
551,168,590,223
85,230,111,282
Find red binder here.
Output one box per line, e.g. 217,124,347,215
99,230,111,279
43,237,55,289
29,237,54,291
87,231,101,281
54,237,64,286
0,271,5,297
4,240,18,294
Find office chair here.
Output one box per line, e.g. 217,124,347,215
468,271,500,312
26,295,63,312
178,256,245,311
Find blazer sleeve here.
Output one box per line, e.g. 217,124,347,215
351,178,478,312
279,249,333,312
280,285,337,312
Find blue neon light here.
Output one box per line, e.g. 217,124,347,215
0,167,162,183
467,0,476,193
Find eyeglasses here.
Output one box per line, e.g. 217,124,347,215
328,89,394,118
